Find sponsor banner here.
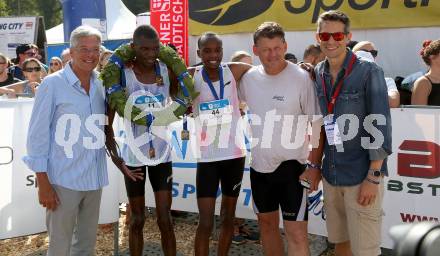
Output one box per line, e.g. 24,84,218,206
0,99,119,239
150,0,189,65
2,99,440,250
0,17,37,58
188,1,440,35
382,108,440,248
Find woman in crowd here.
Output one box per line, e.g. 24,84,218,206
48,57,63,74
0,58,43,98
412,39,440,106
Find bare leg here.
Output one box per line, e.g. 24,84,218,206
283,220,309,256
127,196,145,256
257,211,284,256
217,195,239,256
194,197,216,256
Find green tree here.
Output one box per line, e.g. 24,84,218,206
35,0,62,29
0,0,11,16
3,0,62,29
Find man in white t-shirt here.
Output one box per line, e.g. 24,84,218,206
240,22,323,256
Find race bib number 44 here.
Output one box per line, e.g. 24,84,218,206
199,99,233,126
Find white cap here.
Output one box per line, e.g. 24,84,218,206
356,50,375,62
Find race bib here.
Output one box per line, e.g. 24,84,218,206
324,114,342,145
133,93,165,111
199,99,233,126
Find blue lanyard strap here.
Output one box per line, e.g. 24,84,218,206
175,97,187,106
183,114,188,131
175,71,191,106
109,55,124,69
146,113,154,148
154,61,161,76
202,65,224,100
106,84,123,95
177,71,190,98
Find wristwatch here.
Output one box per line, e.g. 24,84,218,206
368,169,381,177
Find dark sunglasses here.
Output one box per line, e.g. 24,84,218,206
318,32,347,42
50,62,60,66
363,49,378,58
24,67,41,72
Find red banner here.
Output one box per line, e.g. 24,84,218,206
150,0,189,65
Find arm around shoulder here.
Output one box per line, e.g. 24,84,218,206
228,62,253,84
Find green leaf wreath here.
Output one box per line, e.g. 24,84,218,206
100,43,199,126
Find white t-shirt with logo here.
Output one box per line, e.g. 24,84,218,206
239,62,321,173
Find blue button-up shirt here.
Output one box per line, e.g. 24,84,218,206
314,50,392,186
23,64,108,191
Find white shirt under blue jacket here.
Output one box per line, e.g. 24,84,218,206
23,63,108,191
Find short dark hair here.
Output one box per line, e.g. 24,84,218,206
317,10,350,34
284,53,297,62
303,44,322,59
253,22,285,45
133,25,159,45
347,40,359,50
16,44,32,57
197,32,221,49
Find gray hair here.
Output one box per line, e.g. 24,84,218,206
69,26,102,48
61,48,70,56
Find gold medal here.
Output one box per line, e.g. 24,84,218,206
149,147,156,158
181,130,190,140
156,76,164,86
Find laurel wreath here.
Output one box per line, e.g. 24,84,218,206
100,43,199,126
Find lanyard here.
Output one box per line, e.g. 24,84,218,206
154,61,160,76
172,130,188,159
146,113,154,149
202,65,224,100
320,53,356,114
154,60,164,85
183,114,188,131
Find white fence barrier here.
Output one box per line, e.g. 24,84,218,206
1,99,439,249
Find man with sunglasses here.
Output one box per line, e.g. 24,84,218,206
353,41,400,108
314,11,392,256
9,44,37,80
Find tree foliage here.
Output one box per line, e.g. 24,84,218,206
1,0,62,29
0,0,148,30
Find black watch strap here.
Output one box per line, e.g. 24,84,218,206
369,169,381,177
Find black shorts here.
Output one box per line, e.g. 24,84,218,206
196,157,245,198
250,160,308,221
125,162,172,198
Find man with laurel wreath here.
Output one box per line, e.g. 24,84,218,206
105,25,180,256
